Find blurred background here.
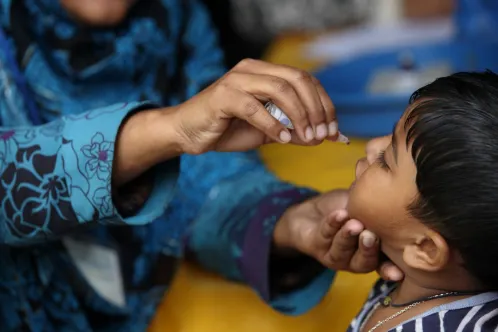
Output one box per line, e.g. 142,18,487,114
199,0,471,138
152,0,498,331
202,0,453,68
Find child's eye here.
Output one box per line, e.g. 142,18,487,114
376,150,390,170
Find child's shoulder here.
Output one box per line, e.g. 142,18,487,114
351,280,498,332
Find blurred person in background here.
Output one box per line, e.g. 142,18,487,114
202,0,371,68
201,0,453,68
0,0,402,331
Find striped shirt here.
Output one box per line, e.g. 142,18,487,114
348,280,498,332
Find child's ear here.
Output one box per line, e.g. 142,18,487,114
403,229,449,272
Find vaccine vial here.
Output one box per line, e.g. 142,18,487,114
265,102,294,129
265,101,349,144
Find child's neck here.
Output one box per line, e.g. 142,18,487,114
393,269,481,305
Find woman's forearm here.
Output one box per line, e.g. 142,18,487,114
112,106,182,187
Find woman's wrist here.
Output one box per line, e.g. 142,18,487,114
112,106,184,186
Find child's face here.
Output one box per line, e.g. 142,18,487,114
348,111,426,265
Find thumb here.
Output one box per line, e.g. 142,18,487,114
215,121,269,152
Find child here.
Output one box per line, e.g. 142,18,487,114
346,71,498,331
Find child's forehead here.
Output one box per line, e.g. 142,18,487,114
391,107,420,163
392,108,410,142
397,100,427,140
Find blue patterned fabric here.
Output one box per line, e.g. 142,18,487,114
0,0,334,330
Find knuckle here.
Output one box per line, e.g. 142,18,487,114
352,252,379,273
237,58,255,69
215,81,229,94
221,71,237,85
294,69,312,83
311,75,321,85
295,117,310,130
292,107,309,124
336,235,355,251
325,253,345,269
271,77,292,94
243,100,262,118
337,242,353,254
308,109,325,123
211,83,230,105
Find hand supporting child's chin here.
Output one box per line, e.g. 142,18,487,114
272,189,405,281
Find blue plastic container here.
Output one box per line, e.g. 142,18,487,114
314,0,498,138
315,41,498,137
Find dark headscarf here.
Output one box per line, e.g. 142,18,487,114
0,0,190,125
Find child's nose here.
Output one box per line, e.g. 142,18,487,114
355,157,369,179
365,135,392,161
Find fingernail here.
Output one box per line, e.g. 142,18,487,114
349,228,362,236
279,130,291,143
305,126,314,141
328,121,338,136
335,210,348,222
362,233,377,248
337,132,350,144
315,123,327,140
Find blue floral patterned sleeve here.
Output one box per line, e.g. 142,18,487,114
0,102,179,245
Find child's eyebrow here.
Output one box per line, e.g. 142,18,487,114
391,123,398,164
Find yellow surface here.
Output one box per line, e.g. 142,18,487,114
150,35,379,332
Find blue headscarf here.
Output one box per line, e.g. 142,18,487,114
0,0,189,126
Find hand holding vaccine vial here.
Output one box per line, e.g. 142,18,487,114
265,102,349,143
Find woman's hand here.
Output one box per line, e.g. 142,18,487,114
274,190,380,274
273,189,404,281
172,59,341,154
114,60,342,184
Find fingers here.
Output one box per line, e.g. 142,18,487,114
312,76,338,139
323,218,364,268
287,133,322,146
224,71,309,141
232,59,337,141
218,87,292,144
320,209,349,240
377,261,405,282
349,230,380,273
315,210,349,259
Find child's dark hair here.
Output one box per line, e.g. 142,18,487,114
405,70,498,290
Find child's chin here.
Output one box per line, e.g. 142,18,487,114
349,180,357,192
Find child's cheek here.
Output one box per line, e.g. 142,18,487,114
347,170,392,231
